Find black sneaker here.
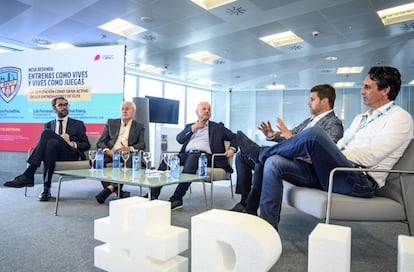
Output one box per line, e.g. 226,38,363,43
3,174,35,188
170,199,183,210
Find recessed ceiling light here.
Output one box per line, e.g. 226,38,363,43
43,42,75,49
409,80,414,85
259,31,303,48
336,66,364,74
137,64,165,73
185,51,221,63
334,82,355,87
189,78,217,86
377,3,414,25
140,16,153,22
266,83,285,90
191,0,237,10
98,18,147,37
326,56,338,61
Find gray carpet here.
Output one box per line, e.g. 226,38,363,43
0,171,409,272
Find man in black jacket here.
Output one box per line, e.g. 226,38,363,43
4,96,90,201
150,101,237,210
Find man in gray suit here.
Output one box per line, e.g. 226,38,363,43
232,84,343,212
94,101,145,203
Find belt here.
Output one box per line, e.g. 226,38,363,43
188,150,203,153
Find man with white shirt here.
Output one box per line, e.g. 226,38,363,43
237,66,414,231
4,96,90,201
94,101,145,203
231,84,343,212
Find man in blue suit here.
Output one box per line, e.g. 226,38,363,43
150,101,237,210
94,101,146,203
4,96,90,201
232,84,343,212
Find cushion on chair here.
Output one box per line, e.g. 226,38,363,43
282,181,406,221
282,139,414,224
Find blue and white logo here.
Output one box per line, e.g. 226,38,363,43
0,67,22,103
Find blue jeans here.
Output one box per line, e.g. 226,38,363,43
259,126,377,230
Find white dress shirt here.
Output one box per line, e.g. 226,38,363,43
337,101,413,187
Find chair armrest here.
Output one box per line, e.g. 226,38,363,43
326,167,414,224
211,153,233,181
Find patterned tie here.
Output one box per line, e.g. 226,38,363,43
58,119,63,135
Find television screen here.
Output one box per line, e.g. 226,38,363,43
145,96,179,124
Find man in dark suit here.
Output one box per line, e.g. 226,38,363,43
94,101,145,203
232,84,344,212
150,101,237,210
4,96,90,201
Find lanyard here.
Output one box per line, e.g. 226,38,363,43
344,102,395,146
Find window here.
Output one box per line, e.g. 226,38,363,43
186,87,211,123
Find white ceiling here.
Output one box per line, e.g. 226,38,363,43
1,0,414,91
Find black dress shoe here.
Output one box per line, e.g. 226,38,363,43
119,190,130,199
3,174,35,188
236,131,261,163
38,187,51,201
142,193,158,200
95,188,112,204
229,202,246,212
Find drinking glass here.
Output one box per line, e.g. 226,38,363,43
121,151,130,171
162,153,172,171
143,151,151,173
88,150,97,171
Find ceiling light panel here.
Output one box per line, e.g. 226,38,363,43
266,84,285,90
185,51,221,63
334,82,355,87
259,31,303,48
98,18,147,37
191,0,237,10
377,3,414,25
336,66,364,74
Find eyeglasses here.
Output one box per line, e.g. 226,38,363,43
55,103,69,108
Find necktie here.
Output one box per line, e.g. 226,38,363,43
58,119,63,135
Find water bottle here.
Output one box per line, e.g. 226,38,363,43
170,154,180,180
132,151,141,171
198,153,208,177
112,150,120,169
96,149,104,170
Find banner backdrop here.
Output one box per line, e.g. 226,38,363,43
0,45,125,151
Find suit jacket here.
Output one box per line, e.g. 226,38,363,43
45,117,90,160
271,111,344,143
176,121,236,172
97,119,145,151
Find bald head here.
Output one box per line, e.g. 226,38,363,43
196,101,211,121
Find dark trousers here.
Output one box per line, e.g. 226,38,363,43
234,152,255,206
26,129,79,187
151,152,212,200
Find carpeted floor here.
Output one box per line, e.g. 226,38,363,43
0,171,409,271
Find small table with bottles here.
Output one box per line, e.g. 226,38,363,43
53,168,210,215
